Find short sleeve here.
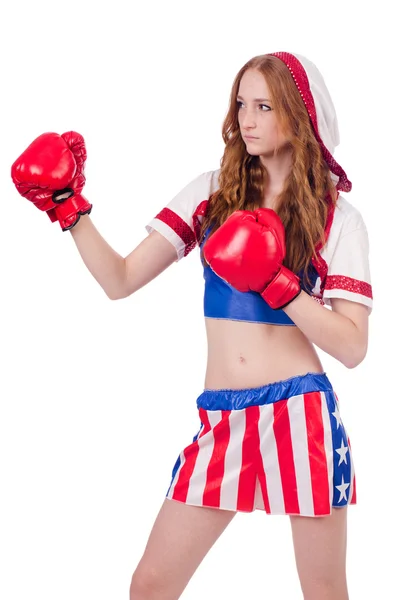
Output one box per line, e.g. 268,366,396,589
145,170,219,262
322,224,373,313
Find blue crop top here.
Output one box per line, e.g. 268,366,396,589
199,227,320,326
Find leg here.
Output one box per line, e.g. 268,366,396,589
289,506,349,600
129,497,236,600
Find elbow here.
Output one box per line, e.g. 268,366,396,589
342,342,368,369
105,287,128,301
106,284,135,300
105,258,130,300
107,292,121,301
107,291,127,301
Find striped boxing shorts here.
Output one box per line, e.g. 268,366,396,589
166,372,356,516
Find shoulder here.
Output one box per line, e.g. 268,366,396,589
320,194,371,271
152,167,220,216
164,169,220,214
331,194,368,236
145,168,221,262
321,194,373,312
185,169,221,196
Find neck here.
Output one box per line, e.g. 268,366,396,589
259,147,293,209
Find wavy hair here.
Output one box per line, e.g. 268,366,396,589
198,54,338,285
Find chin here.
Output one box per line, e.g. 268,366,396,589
244,145,266,156
247,147,274,157
244,140,274,156
260,145,290,159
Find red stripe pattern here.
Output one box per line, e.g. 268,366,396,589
166,390,356,516
325,275,373,299
154,207,197,257
273,401,300,514
237,406,260,511
304,392,331,515
203,410,231,507
154,199,209,258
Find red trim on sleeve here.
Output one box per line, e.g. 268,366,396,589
325,275,373,299
154,207,197,256
155,199,210,258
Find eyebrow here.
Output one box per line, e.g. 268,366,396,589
236,96,272,102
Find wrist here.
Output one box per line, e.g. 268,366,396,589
260,266,301,310
51,193,92,231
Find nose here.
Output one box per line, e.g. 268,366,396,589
240,108,257,130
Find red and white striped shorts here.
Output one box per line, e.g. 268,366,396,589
166,372,356,517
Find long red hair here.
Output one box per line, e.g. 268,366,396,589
199,54,338,284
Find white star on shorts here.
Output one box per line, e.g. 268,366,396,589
335,475,350,503
335,439,349,466
332,406,343,429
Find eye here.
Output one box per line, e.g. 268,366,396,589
236,100,272,112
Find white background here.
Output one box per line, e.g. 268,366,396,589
0,0,395,598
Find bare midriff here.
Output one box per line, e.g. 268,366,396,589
204,318,324,390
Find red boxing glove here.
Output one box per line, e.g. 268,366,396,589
203,208,301,310
11,131,92,231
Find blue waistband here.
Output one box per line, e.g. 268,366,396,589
196,372,333,411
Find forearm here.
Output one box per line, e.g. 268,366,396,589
283,291,367,368
69,214,126,300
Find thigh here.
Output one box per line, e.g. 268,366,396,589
289,507,348,596
130,497,236,600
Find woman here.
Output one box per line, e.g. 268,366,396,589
11,52,372,600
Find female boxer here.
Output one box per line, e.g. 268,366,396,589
11,52,372,600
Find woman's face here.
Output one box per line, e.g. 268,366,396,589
237,69,289,157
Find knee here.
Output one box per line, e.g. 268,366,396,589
301,576,348,600
129,567,168,600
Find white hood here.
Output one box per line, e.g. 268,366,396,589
270,51,351,193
